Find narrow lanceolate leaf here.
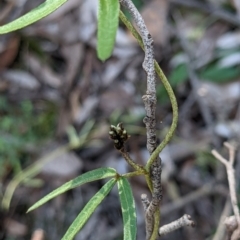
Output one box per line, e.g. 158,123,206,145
27,168,117,212
118,177,137,240
62,178,116,240
97,0,120,60
0,0,67,34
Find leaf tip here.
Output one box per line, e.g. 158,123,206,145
26,208,31,213
26,205,36,213
97,51,109,61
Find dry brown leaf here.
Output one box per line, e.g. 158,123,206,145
197,81,240,119
24,54,62,88
73,96,98,125
41,147,83,179
2,69,40,90
0,79,9,92
99,83,134,115
4,218,28,237
31,229,45,240
231,0,240,17
57,105,72,137
0,1,14,23
61,43,84,89
195,23,228,68
0,36,20,71
140,0,169,46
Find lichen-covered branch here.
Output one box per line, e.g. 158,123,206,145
145,159,162,240
119,3,181,240
119,0,156,155
159,214,195,236
119,11,178,172
119,1,161,239
212,142,240,239
120,0,162,240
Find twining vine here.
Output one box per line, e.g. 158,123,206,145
0,0,182,239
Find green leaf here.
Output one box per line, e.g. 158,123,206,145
168,64,188,86
200,65,240,83
117,177,137,240
62,178,116,240
0,0,67,34
216,47,240,58
27,167,117,212
97,0,120,60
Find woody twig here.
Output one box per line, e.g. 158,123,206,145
119,0,161,239
212,142,240,239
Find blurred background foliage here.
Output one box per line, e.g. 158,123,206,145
0,0,240,239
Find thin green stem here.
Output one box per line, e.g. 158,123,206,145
120,148,145,172
119,11,144,50
145,173,153,192
119,10,178,172
146,63,178,171
120,10,178,240
150,211,160,240
122,171,145,178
